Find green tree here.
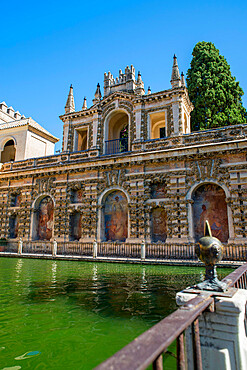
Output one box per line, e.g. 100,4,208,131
186,41,247,131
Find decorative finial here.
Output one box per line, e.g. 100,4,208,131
181,72,186,87
93,83,102,104
195,220,228,292
82,97,87,110
135,71,145,95
147,86,151,95
171,54,181,88
65,84,75,113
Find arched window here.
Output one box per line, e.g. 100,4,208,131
69,212,82,241
104,190,128,241
33,196,54,240
192,184,229,243
105,111,129,154
151,207,167,242
149,112,166,139
1,140,16,163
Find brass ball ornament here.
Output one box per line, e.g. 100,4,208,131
195,220,227,292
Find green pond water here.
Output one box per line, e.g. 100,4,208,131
0,258,233,370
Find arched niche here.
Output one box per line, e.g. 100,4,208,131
69,211,82,241
151,207,167,242
9,214,19,239
32,196,54,240
1,139,16,163
192,183,229,243
105,110,129,154
104,190,128,242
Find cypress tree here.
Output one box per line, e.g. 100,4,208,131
186,41,247,131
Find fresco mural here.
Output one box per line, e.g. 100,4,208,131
9,215,18,238
151,207,167,242
104,191,128,241
192,184,229,243
70,212,82,240
151,183,167,199
71,190,83,203
37,196,54,240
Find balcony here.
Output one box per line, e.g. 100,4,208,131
105,138,128,155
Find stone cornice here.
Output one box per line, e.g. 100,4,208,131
59,86,193,122
1,136,247,180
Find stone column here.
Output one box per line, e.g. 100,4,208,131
176,289,247,370
92,112,100,148
187,199,195,242
134,104,142,141
225,197,235,243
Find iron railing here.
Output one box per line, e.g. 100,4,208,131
105,138,128,155
95,263,247,370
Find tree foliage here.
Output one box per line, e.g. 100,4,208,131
186,41,247,131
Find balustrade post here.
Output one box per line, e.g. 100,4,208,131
141,240,146,261
93,240,98,259
18,237,23,255
52,239,57,257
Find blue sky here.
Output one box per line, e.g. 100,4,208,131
1,0,246,150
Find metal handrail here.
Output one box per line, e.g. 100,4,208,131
95,294,213,370
105,138,128,155
95,263,247,370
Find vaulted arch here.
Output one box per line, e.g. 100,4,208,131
1,139,16,163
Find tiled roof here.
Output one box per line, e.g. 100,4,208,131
0,118,59,142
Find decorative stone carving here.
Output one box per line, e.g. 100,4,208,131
36,177,56,194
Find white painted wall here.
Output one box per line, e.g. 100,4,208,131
0,126,56,162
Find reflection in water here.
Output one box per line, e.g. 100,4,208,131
25,265,229,321
51,261,57,284
15,259,23,284
140,267,147,291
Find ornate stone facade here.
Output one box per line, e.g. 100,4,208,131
0,57,247,246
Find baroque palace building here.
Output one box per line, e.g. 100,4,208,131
0,56,247,246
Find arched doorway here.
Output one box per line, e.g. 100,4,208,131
104,190,128,241
105,111,129,154
151,207,167,242
33,196,54,240
1,140,16,163
69,212,82,241
192,184,229,242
